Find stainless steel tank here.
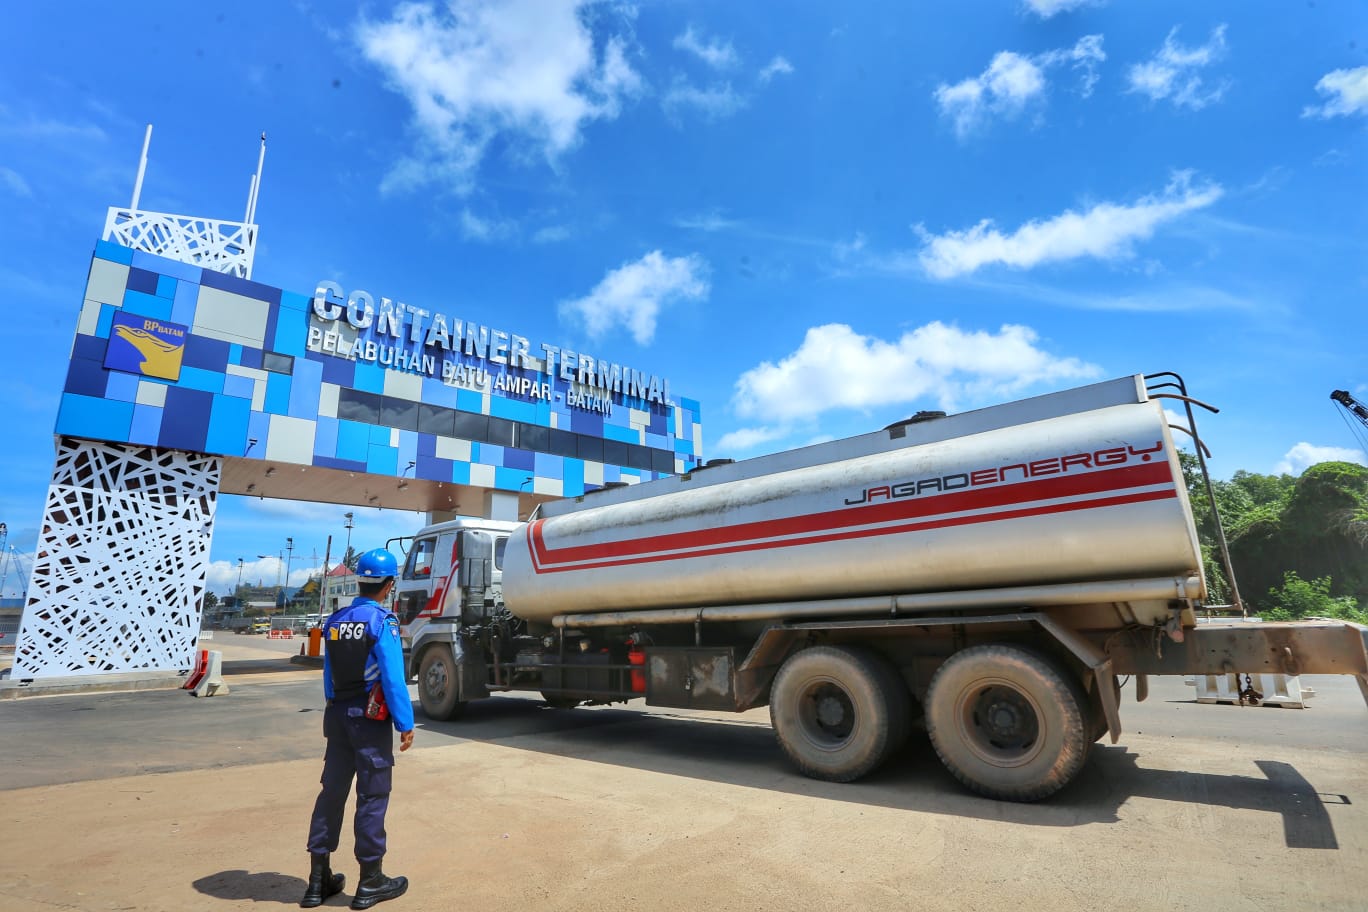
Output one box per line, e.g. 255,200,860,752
503,380,1205,623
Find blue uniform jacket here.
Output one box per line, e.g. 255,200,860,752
322,597,415,733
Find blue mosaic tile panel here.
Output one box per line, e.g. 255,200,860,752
57,241,704,498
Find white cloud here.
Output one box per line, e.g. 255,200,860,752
205,555,331,594
673,26,738,70
936,52,1043,138
662,80,746,121
663,39,789,122
1275,442,1367,475
458,207,516,241
732,321,1100,423
918,171,1222,279
1163,407,1192,436
1127,25,1230,110
1023,0,1102,17
1314,148,1348,167
958,278,1264,314
674,210,741,232
560,251,710,344
935,36,1104,137
357,0,642,195
1040,34,1106,98
0,113,107,144
0,166,32,198
714,426,787,453
758,56,795,83
1302,66,1368,119
532,224,571,243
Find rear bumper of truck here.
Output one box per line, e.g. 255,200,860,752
1107,620,1368,707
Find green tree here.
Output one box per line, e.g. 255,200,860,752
1229,461,1368,610
1177,454,1368,612
1229,469,1294,508
1176,451,1246,603
1178,452,1254,544
203,591,219,610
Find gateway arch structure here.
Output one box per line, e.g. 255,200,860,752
14,176,702,681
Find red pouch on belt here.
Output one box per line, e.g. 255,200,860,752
364,682,389,721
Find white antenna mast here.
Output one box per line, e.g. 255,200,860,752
244,174,256,224
245,132,267,224
129,124,152,212
105,126,263,279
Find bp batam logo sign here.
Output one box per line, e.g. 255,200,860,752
105,312,187,382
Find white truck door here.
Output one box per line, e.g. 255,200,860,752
396,534,439,629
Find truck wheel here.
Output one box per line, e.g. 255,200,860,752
925,644,1088,801
418,647,467,721
769,645,911,782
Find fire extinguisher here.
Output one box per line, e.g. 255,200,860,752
627,646,647,694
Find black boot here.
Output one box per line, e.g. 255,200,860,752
301,853,345,908
350,860,408,910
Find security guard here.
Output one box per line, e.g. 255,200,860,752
302,548,414,909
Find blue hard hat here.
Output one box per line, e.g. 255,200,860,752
356,548,398,579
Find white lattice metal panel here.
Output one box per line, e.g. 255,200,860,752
103,207,258,279
14,438,221,678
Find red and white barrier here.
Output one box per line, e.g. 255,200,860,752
190,650,229,697
183,648,209,690
1186,673,1315,708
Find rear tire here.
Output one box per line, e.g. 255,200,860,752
769,645,911,782
418,646,467,721
925,644,1089,801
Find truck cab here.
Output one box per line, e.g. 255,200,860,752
392,518,521,679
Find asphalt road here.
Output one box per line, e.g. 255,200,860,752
1,639,1365,911
3,651,1364,793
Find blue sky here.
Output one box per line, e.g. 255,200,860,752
1,0,1365,598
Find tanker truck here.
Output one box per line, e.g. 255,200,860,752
394,373,1368,801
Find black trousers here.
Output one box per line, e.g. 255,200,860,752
306,698,395,863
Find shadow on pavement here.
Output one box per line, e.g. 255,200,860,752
192,869,305,905
223,658,314,677
417,696,1345,849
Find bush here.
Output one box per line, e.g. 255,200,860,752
1260,571,1367,623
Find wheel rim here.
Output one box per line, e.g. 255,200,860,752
424,659,448,703
796,676,857,750
954,676,1044,768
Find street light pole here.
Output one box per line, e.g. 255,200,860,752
0,523,8,598
343,512,354,566
259,552,283,612
235,557,244,604
285,537,294,607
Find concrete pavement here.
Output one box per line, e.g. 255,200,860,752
0,644,1366,912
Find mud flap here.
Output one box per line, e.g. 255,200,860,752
452,636,490,701
1034,615,1122,743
